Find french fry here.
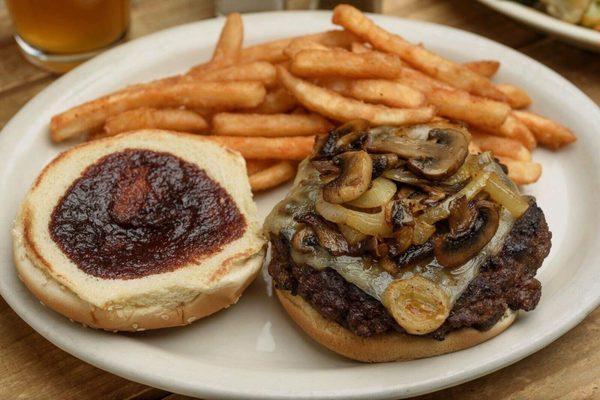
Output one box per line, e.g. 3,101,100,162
427,88,511,129
248,86,297,114
188,13,244,75
496,83,532,109
283,40,329,59
212,13,243,65
471,131,532,161
278,66,435,126
513,110,577,149
468,141,482,154
463,60,500,78
50,81,266,142
204,135,315,160
291,48,405,79
320,78,426,108
491,114,537,150
213,113,332,137
190,61,276,87
395,67,510,129
350,42,370,54
332,5,506,101
246,159,277,175
496,157,542,185
104,108,209,136
249,161,297,192
240,30,358,64
212,13,244,65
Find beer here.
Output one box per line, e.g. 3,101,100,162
5,0,130,72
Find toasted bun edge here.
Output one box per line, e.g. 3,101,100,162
276,289,516,362
13,232,265,332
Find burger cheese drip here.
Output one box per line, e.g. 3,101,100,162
264,120,530,335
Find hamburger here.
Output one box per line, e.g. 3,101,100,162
264,120,551,362
13,130,265,331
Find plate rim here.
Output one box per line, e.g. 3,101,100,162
477,0,600,51
0,10,599,399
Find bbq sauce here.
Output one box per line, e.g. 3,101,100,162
49,149,246,280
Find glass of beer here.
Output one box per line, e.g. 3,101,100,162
5,0,130,73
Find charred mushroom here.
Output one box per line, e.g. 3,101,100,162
315,119,369,158
368,127,469,180
323,150,373,204
295,213,349,256
371,153,401,178
394,241,434,270
311,159,340,177
433,200,500,269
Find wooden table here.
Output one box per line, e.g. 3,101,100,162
0,1,598,399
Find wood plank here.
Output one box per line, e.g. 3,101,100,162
383,0,543,49
0,79,52,129
413,308,600,399
0,299,154,400
0,43,50,93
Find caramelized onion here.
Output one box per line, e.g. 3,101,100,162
347,177,397,208
338,223,367,245
316,196,393,237
485,173,529,218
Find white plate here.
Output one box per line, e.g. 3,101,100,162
478,0,600,52
0,11,599,400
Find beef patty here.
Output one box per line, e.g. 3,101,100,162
268,202,551,339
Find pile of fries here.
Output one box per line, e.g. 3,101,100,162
50,5,576,191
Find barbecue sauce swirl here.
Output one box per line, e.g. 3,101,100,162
49,149,246,279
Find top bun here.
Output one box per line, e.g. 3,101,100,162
13,130,265,331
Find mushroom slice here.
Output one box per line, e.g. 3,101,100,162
323,150,373,204
311,159,340,177
433,200,500,269
291,225,318,253
315,119,370,157
371,153,401,178
295,213,349,256
368,127,469,180
395,241,434,270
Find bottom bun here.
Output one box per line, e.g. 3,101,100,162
13,224,264,332
276,289,516,362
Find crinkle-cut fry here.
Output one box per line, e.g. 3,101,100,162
104,108,209,136
320,78,426,108
471,131,532,161
496,157,542,185
283,39,330,59
189,61,276,87
350,42,371,53
245,159,277,175
277,66,434,125
426,88,511,129
249,161,296,192
248,86,297,114
50,81,265,142
240,30,358,64
213,113,332,137
332,4,506,101
496,83,532,109
463,60,500,78
513,110,576,150
204,135,315,160
291,48,405,79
